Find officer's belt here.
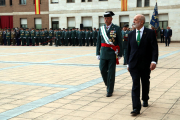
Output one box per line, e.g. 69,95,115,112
123,36,128,41
101,43,120,65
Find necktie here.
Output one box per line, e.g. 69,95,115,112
106,26,109,31
137,30,141,46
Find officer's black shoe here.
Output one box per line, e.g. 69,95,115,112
123,63,127,65
131,109,140,116
143,101,148,107
106,93,112,97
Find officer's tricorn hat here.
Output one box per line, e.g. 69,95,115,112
123,24,129,28
103,11,115,17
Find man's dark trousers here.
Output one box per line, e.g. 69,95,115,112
165,37,170,46
161,35,164,43
99,58,116,94
129,62,151,111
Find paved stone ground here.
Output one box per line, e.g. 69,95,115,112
0,43,180,120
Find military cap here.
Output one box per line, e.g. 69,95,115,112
103,11,115,17
123,24,129,27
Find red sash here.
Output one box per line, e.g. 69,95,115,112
101,43,120,65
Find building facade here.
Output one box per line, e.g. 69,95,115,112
49,0,180,41
0,0,49,29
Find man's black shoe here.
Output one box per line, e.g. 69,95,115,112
131,109,140,116
143,101,148,107
106,93,112,97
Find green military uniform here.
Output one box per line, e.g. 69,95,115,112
58,29,62,46
20,29,25,46
55,30,59,46
68,30,72,45
85,30,91,46
31,29,36,46
96,11,122,97
35,30,40,45
71,29,76,46
6,30,11,45
90,31,93,46
62,30,65,45
78,30,83,46
0,29,3,45
25,29,30,46
92,29,98,46
44,29,48,45
121,30,129,65
11,30,16,45
40,30,46,46
76,30,79,45
64,30,69,46
48,29,54,46
82,30,85,46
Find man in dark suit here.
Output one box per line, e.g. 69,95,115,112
164,26,172,47
96,11,122,97
160,28,164,43
127,14,158,116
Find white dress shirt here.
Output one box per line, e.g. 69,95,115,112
106,23,112,31
127,26,156,68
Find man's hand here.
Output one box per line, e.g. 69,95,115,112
96,55,100,60
127,67,129,72
150,63,156,71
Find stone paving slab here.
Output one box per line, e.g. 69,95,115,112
0,43,180,120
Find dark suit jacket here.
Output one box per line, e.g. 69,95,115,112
96,24,122,59
164,29,172,38
160,29,164,36
127,27,158,70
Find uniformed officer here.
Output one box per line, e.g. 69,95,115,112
78,29,83,46
35,29,40,46
11,28,16,45
96,11,122,97
20,28,25,46
82,29,85,46
55,29,59,47
0,28,3,45
92,28,97,46
90,30,93,46
30,28,35,46
121,24,130,65
62,28,65,45
58,28,62,46
44,28,48,45
41,29,46,46
71,28,76,46
25,28,30,46
3,28,7,45
16,29,20,46
48,28,54,46
68,29,72,46
6,29,11,45
85,29,91,46
64,29,69,46
76,28,79,45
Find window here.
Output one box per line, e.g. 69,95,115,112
0,0,5,6
67,17,75,29
82,0,85,2
33,0,41,4
20,19,27,28
51,18,59,30
35,18,42,29
88,0,92,2
51,0,58,3
137,0,142,7
99,16,104,27
119,15,129,28
144,15,150,28
144,0,149,7
82,17,92,30
67,0,75,3
20,0,26,5
10,0,12,5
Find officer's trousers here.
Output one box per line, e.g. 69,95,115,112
99,58,116,94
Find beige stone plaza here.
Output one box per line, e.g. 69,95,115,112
0,43,180,120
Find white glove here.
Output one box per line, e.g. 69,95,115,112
96,55,100,60
89,37,90,39
34,37,36,38
118,56,121,60
115,49,118,55
75,37,76,38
